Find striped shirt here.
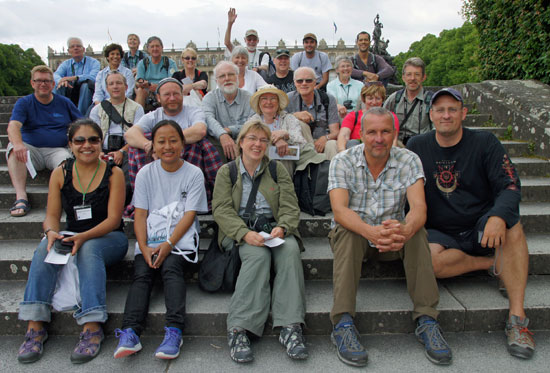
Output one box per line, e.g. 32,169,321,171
328,145,425,226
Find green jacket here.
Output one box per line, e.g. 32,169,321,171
212,157,303,250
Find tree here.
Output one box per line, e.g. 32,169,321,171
463,0,550,84
0,44,45,96
392,22,481,86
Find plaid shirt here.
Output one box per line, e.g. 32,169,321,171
128,133,222,211
328,145,425,226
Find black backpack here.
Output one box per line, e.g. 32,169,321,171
293,160,331,216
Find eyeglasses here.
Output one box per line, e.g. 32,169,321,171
33,79,53,85
216,72,237,80
365,81,383,87
244,135,269,144
183,56,197,61
260,96,278,103
72,136,102,145
295,79,314,84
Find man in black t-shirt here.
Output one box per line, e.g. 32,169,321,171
265,48,295,93
407,88,535,360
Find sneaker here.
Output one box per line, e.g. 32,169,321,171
279,324,308,360
154,327,183,360
113,328,142,358
227,328,253,363
70,328,105,364
415,315,452,365
505,315,535,359
17,328,48,364
330,314,368,367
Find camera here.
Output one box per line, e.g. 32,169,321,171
248,215,273,234
54,236,74,255
343,100,353,110
107,134,124,152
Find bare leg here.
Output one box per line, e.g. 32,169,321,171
27,321,44,332
7,152,28,215
498,223,528,318
83,322,103,344
430,243,493,278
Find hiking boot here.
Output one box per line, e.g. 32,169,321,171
227,328,253,363
415,315,452,365
113,328,142,358
330,314,368,367
17,328,48,364
279,324,308,360
154,327,183,360
505,315,535,359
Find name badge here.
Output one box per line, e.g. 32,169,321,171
74,205,92,221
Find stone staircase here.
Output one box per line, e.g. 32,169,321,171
0,85,549,368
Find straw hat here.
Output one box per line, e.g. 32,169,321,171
250,85,289,115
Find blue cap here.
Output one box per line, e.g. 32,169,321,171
430,88,463,107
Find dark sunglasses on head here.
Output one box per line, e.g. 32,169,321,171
183,56,197,60
72,136,101,145
295,79,314,84
365,81,383,87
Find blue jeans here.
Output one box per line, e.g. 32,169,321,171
54,80,94,116
19,231,128,325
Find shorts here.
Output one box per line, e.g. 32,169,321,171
7,142,70,171
427,213,494,257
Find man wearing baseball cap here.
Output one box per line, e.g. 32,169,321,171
290,33,332,91
223,7,269,71
265,48,295,93
407,88,535,360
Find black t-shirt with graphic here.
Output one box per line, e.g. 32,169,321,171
265,71,295,93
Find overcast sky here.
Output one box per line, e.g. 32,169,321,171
1,0,465,63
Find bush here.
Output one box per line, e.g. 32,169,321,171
0,44,45,96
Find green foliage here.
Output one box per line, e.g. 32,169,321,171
0,44,45,96
392,22,481,86
463,0,550,84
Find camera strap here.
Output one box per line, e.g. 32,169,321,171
101,99,132,130
243,172,262,223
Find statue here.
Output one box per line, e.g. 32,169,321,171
371,14,397,83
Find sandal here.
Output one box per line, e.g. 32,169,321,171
18,328,48,363
70,328,104,364
10,199,30,217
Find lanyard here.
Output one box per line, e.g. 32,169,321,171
340,83,351,100
71,57,87,77
75,159,101,204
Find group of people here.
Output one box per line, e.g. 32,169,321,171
8,8,535,368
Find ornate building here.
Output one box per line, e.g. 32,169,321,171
47,39,358,89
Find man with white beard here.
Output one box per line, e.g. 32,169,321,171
202,61,255,163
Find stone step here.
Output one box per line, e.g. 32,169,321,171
0,167,51,185
1,331,549,372
462,113,491,126
1,232,549,282
1,201,549,240
2,275,549,337
0,96,21,105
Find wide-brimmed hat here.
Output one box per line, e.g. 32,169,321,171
250,85,289,114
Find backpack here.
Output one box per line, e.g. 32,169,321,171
143,56,170,74
351,53,378,74
394,89,434,115
317,89,330,123
228,159,278,185
258,51,276,80
293,160,331,216
123,50,145,68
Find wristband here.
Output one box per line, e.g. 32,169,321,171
166,238,175,250
326,135,330,140
44,228,54,238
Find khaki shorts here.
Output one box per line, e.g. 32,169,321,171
6,142,70,171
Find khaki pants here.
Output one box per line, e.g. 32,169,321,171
225,235,306,336
328,224,439,325
300,122,338,160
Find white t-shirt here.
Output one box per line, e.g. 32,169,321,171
133,160,208,255
290,51,333,83
135,106,205,133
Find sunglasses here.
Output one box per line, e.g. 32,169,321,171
183,56,197,60
72,136,101,145
365,81,383,87
295,79,314,84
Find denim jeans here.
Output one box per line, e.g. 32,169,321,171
55,80,94,116
121,253,189,335
19,231,128,325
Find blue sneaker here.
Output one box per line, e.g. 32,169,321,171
415,316,452,365
113,328,142,358
154,327,183,360
330,314,368,367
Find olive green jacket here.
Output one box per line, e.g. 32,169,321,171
212,157,303,250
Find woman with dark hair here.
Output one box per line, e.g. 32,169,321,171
114,120,208,361
172,47,209,98
93,43,135,105
17,119,128,364
212,119,307,363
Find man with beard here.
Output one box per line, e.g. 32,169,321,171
125,78,221,210
350,31,394,87
202,61,255,163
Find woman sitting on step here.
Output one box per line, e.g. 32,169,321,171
17,119,128,364
212,119,307,363
113,120,208,361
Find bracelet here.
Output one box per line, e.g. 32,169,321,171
326,134,330,141
166,238,175,250
43,228,54,237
